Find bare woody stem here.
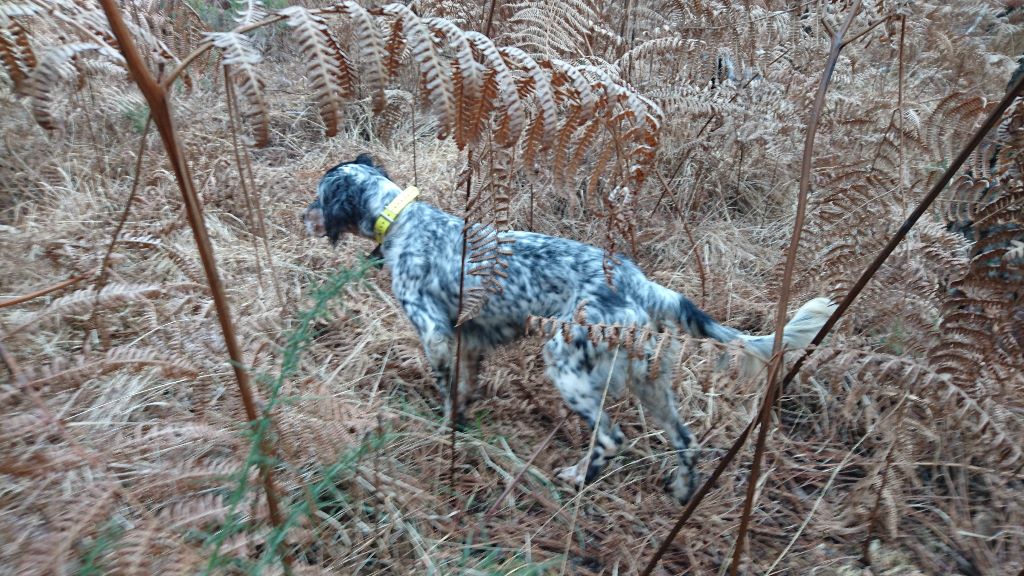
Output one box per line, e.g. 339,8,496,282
779,64,1024,393
96,0,290,560
640,17,1024,576
0,274,88,309
731,3,863,573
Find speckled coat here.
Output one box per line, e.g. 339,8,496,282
303,154,834,503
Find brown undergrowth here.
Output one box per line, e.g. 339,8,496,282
1,1,1022,574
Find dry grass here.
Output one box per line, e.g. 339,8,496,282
2,1,1023,575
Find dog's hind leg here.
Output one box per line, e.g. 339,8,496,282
543,334,626,488
451,345,484,428
627,352,700,504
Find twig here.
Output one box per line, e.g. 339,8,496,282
638,26,1024,576
639,416,758,576
88,113,153,347
766,394,909,574
860,400,909,566
655,170,706,305
450,149,474,492
841,14,898,49
92,114,151,294
96,0,291,567
483,0,499,38
484,414,569,518
560,346,619,576
779,58,1024,393
731,3,862,573
224,64,268,295
0,274,88,309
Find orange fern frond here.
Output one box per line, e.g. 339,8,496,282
0,15,35,94
464,30,524,147
279,6,354,138
425,17,480,149
376,4,455,140
28,43,124,131
324,1,387,112
499,45,557,168
208,32,269,146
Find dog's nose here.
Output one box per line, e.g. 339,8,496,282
302,205,327,238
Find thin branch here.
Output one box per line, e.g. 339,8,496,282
483,0,499,37
92,114,152,294
224,64,268,294
639,417,758,576
780,62,1024,392
450,149,473,492
841,14,898,49
0,274,88,309
767,394,909,573
87,114,154,347
731,3,862,573
96,0,291,567
655,170,706,305
639,31,1024,576
484,414,569,518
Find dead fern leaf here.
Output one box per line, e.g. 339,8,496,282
156,493,230,531
208,32,268,146
425,17,480,149
464,31,524,147
499,45,557,168
324,1,387,113
117,236,205,284
23,346,199,390
44,282,167,318
280,6,354,138
28,43,124,131
616,36,702,71
542,58,596,121
376,4,455,140
373,88,412,142
0,16,35,94
232,0,266,26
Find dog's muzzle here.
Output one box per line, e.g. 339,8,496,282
302,204,327,238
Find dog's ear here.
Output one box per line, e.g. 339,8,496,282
353,153,390,179
318,169,365,244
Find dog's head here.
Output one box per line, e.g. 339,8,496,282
302,153,393,244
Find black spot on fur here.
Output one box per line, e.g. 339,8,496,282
679,297,715,338
674,422,691,449
585,458,603,484
592,284,627,312
343,153,389,178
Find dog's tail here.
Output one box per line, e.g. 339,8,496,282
644,283,835,362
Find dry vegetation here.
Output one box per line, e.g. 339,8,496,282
2,0,1023,574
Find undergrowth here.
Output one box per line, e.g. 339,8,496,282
1,1,1022,575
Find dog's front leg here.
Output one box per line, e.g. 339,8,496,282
397,298,461,422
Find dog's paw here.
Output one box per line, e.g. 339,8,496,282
556,463,586,487
663,467,700,505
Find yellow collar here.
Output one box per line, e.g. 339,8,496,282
373,186,419,244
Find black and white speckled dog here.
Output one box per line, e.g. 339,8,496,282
303,154,834,503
